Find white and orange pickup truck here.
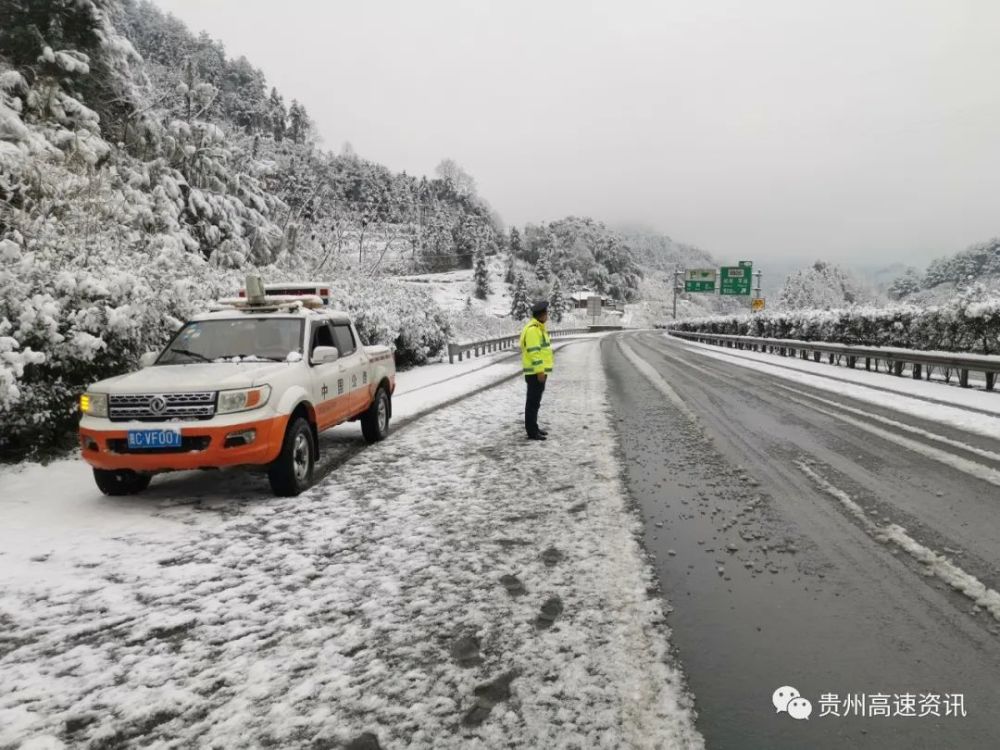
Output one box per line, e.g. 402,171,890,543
78,286,395,497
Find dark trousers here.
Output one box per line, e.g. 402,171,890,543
524,374,546,436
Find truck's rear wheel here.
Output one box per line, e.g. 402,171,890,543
268,417,315,496
93,469,151,496
361,386,391,444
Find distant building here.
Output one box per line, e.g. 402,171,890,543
569,289,622,311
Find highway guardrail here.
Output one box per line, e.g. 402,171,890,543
667,329,1000,391
448,327,621,363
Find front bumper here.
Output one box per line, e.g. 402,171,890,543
79,415,289,473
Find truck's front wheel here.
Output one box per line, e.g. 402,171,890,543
268,417,315,496
361,386,391,444
93,469,151,496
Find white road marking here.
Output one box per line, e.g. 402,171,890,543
771,382,1000,466
796,460,1000,622
676,340,1000,440
781,392,1000,489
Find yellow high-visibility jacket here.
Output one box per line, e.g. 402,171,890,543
520,317,553,375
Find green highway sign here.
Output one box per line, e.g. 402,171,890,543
685,280,715,292
739,260,753,268
684,268,717,293
720,265,752,296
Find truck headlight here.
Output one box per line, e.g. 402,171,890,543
80,392,108,418
217,385,271,414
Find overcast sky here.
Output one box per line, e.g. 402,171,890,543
153,0,1000,267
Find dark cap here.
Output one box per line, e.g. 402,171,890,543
531,299,549,315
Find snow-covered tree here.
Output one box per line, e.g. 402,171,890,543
777,261,883,310
501,230,516,284
267,87,286,141
435,158,476,198
288,99,310,144
550,277,566,323
887,268,924,300
923,239,1000,290
473,248,491,300
510,274,531,320
0,0,500,458
535,252,552,282
522,217,643,301
509,226,523,260
452,214,483,269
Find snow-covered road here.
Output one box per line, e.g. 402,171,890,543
607,332,1000,749
0,339,702,749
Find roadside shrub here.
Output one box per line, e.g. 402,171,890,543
668,291,1000,355
326,277,451,368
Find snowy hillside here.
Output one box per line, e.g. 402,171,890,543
0,0,726,460
886,237,1000,304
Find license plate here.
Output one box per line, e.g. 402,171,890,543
127,428,182,450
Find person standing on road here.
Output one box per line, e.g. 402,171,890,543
520,300,553,441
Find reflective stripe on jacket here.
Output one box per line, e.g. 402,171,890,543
520,318,553,375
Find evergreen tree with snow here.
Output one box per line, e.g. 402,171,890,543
504,256,515,285
887,268,924,300
473,248,491,300
510,274,531,320
509,226,523,260
288,99,310,144
267,87,286,140
502,230,516,284
777,261,882,310
550,277,566,323
535,252,552,282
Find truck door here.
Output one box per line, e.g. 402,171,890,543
331,322,369,417
309,320,346,430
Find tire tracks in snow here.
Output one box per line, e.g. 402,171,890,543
627,330,1000,628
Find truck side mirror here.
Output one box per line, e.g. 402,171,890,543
311,346,340,365
139,352,159,368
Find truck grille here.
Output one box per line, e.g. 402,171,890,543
108,392,217,422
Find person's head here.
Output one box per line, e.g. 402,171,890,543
531,300,549,323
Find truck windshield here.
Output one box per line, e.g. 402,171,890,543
158,318,304,364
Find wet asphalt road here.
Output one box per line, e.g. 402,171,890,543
603,331,1000,750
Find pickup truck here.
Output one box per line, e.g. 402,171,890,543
78,293,396,497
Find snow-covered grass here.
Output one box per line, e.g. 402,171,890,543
0,340,702,749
